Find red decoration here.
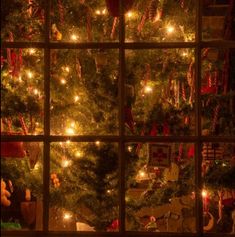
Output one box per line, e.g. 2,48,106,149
105,0,134,17
1,139,26,158
107,219,119,231
201,86,217,95
150,123,157,136
124,106,134,133
163,122,169,136
187,144,194,158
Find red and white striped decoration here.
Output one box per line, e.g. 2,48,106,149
57,0,65,25
202,143,224,160
212,104,220,132
110,17,118,40
181,82,186,101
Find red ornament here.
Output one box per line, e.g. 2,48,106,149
105,0,134,17
1,139,26,158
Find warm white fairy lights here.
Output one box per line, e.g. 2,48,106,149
65,127,75,135
74,95,80,102
61,159,72,168
144,85,153,93
70,34,78,41
28,48,36,55
95,141,100,146
166,25,175,34
27,71,33,79
60,78,66,84
63,212,72,220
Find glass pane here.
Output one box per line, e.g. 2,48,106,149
50,0,119,42
125,49,195,136
1,48,44,135
202,0,232,41
125,142,196,232
49,142,119,231
125,1,195,42
50,49,119,135
0,142,43,230
202,142,235,233
201,48,235,136
1,0,44,42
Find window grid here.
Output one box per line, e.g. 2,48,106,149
1,0,235,236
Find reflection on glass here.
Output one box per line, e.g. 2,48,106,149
0,142,43,230
125,142,195,232
125,49,195,136
50,49,118,135
125,1,195,42
201,48,235,136
49,142,119,231
202,0,232,41
1,48,44,135
1,0,44,42
50,0,119,42
202,143,235,233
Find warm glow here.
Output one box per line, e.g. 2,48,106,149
33,89,39,95
144,85,153,93
65,127,75,135
166,25,175,34
71,34,78,41
63,212,72,220
139,171,146,177
75,150,82,157
74,95,80,102
95,141,100,146
28,48,36,55
60,78,66,84
18,76,23,82
202,190,208,198
65,66,70,72
27,71,33,79
102,9,107,15
126,11,133,18
66,140,71,144
182,52,188,57
127,146,132,152
61,159,71,168
95,9,101,15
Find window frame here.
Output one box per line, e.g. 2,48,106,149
1,0,235,236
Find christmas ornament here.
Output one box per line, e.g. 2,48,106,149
145,216,159,232
51,173,61,188
124,106,134,133
163,162,179,182
1,138,26,158
51,24,62,41
25,188,31,201
203,212,214,232
94,51,108,73
107,219,119,231
1,179,11,207
149,0,158,22
105,0,134,17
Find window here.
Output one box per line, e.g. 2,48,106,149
1,0,235,236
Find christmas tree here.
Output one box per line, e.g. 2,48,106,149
1,0,235,234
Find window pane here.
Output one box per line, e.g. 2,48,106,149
1,48,44,135
202,142,235,233
50,0,118,42
125,1,195,42
125,142,196,232
0,142,43,230
49,142,119,231
1,0,44,42
125,49,195,136
50,49,119,135
201,48,235,136
202,0,232,41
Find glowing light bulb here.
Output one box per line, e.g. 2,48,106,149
33,89,39,95
107,189,111,194
74,95,80,102
71,34,78,41
102,9,107,15
34,163,40,170
95,141,100,146
127,146,132,152
144,85,153,93
166,25,175,34
202,190,208,198
63,212,72,220
126,11,133,18
139,171,146,177
60,78,66,84
28,48,36,55
70,122,75,128
27,71,33,79
65,66,70,72
66,140,71,144
18,75,23,82
95,10,101,15
75,150,82,157
65,127,75,135
182,52,188,57
61,159,71,168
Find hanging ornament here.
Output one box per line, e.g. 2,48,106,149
110,17,118,40
51,173,61,188
94,51,108,73
203,212,214,232
150,122,158,136
105,0,134,17
20,201,36,226
1,179,11,207
51,24,62,41
201,143,224,161
145,216,159,232
57,0,65,25
124,106,134,133
163,122,170,136
24,142,41,169
187,144,194,159
107,219,119,231
148,0,158,22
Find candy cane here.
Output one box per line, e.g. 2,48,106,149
57,0,65,25
110,17,118,40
